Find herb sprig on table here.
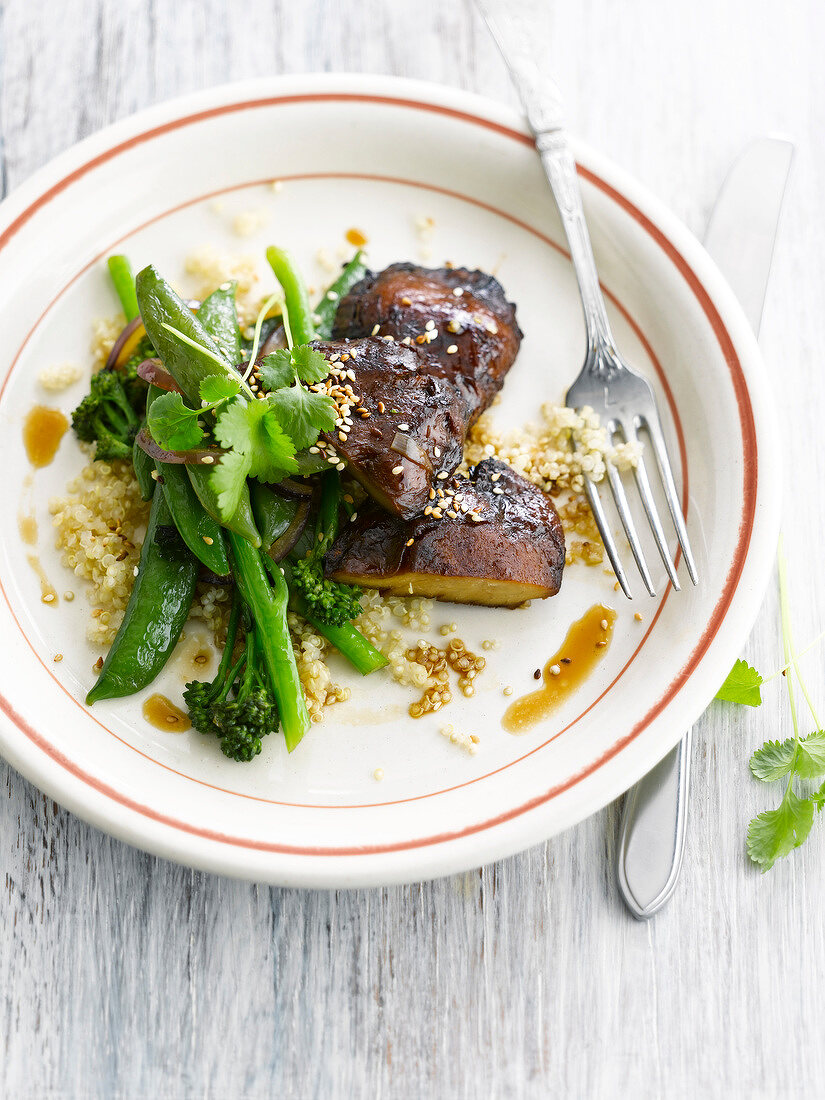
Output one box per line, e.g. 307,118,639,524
716,538,825,870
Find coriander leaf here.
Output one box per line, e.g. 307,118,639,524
213,398,297,484
210,448,251,520
812,780,825,812
258,350,295,391
290,344,330,384
747,789,814,871
147,391,203,451
795,730,825,779
749,738,795,781
716,658,763,706
247,402,298,482
267,385,337,450
200,375,240,405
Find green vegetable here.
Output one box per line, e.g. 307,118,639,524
250,482,302,550
107,255,140,322
71,369,140,461
288,583,387,676
183,594,277,762
227,532,309,752
197,282,243,365
266,246,317,345
147,377,241,452
716,659,763,706
132,428,156,501
724,539,825,870
135,264,252,405
86,491,199,704
313,250,367,339
185,464,261,547
289,471,362,628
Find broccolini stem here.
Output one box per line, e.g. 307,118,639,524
107,255,140,322
228,532,309,752
293,593,388,676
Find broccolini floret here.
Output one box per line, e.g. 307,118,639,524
71,368,140,461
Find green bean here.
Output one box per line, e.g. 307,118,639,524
197,282,243,365
107,255,140,322
228,532,310,751
266,246,316,345
86,491,198,704
132,428,156,501
250,482,302,550
185,465,261,548
313,250,367,339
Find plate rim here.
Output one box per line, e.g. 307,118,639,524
0,73,780,885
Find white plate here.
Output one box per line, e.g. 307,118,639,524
0,75,777,886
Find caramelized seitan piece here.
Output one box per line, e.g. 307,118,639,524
315,337,470,519
325,459,565,607
332,264,522,422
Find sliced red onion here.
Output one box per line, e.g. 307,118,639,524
391,431,432,472
259,324,287,358
136,358,182,393
268,501,310,561
135,428,224,466
275,476,316,499
106,316,146,370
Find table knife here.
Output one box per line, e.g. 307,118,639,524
616,137,794,919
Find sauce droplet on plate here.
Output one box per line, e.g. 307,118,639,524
502,604,617,734
345,227,368,247
18,512,37,545
143,693,191,732
23,405,68,467
26,554,58,605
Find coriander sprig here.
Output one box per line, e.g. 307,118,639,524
717,537,825,870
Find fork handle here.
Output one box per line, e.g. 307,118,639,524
535,130,616,353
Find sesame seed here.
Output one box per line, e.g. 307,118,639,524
202,536,214,546
392,465,404,475
635,612,644,622
150,470,160,481
133,566,139,577
471,514,483,523
600,618,609,630
336,462,346,471
550,664,561,676
371,324,380,336
434,446,441,458
447,344,458,354
327,455,339,464
493,487,503,495
436,471,448,480
406,538,414,547
377,402,385,413
425,320,435,331
453,287,464,297
503,686,513,696
338,431,347,442
373,767,384,780
326,290,339,301
397,423,410,431
431,508,443,518
401,336,412,345
401,296,412,306
309,446,319,454
64,591,74,601
424,507,433,516
491,472,501,482
53,654,63,662
596,640,607,648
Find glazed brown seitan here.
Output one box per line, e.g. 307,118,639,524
332,263,522,423
324,459,565,607
315,337,470,519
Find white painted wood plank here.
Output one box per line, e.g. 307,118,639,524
0,0,824,1095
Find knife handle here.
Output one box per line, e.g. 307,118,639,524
616,730,692,919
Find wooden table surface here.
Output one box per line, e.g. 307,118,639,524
1,1,823,1095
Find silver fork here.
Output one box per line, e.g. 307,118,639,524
476,0,697,596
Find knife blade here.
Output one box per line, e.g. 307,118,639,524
616,137,794,920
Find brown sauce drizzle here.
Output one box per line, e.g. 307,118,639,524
23,405,68,467
143,694,191,732
503,604,617,734
345,227,368,247
18,513,37,545
26,554,58,605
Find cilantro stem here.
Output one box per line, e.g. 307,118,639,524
161,322,254,401
241,291,283,384
761,626,825,684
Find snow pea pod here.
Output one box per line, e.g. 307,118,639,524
313,251,367,339
197,282,243,365
86,490,198,704
145,386,231,574
132,426,156,501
